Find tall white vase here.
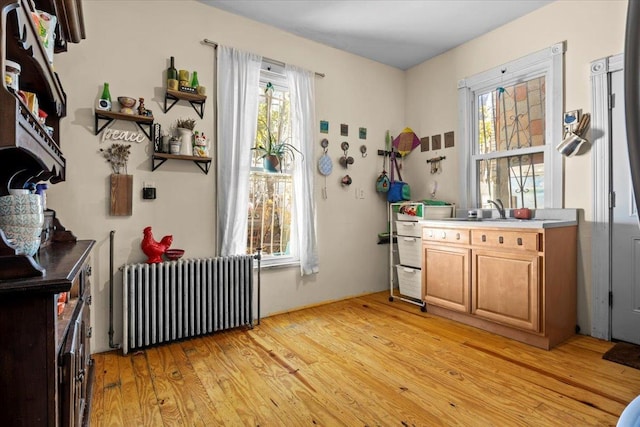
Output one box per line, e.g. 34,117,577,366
177,128,193,156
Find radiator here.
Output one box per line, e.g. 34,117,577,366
122,255,255,354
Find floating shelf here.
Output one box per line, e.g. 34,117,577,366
152,153,212,174
94,110,154,140
164,89,207,119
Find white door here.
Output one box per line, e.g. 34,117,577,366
611,68,640,344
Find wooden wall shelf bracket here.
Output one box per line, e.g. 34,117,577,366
152,153,211,174
163,89,206,119
94,111,154,140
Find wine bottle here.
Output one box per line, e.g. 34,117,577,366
167,57,178,85
190,71,199,88
97,82,112,111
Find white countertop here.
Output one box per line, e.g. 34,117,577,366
418,208,578,229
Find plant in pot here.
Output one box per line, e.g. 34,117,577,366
252,127,302,172
175,117,196,156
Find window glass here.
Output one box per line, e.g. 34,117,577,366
478,153,544,209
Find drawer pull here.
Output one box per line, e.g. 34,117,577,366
441,231,446,239
481,235,486,242
499,236,504,244
427,230,433,238
456,233,460,240
517,237,523,246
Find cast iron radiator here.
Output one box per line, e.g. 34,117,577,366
122,255,256,354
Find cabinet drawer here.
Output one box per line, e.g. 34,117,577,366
395,220,422,237
397,236,422,268
471,230,539,251
423,227,469,245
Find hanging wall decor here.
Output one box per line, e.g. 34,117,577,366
444,131,455,148
359,127,367,139
340,123,349,136
421,136,430,152
320,120,329,134
431,134,442,150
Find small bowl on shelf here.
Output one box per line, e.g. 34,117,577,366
118,96,136,109
165,249,184,261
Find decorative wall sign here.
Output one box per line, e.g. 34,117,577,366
341,123,348,136
101,128,146,143
320,120,329,134
431,134,441,150
444,131,455,148
359,127,367,139
421,136,430,152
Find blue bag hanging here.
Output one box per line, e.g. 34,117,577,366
387,152,410,203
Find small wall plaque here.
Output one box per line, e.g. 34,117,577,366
320,120,329,134
341,124,349,136
359,127,367,139
421,136,430,152
431,134,441,150
444,131,455,148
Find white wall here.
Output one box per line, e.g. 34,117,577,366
403,0,629,333
50,1,406,353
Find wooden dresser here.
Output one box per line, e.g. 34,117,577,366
0,240,95,426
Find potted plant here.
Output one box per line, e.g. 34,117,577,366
252,127,302,172
175,117,196,156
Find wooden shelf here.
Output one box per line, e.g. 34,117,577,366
94,110,154,140
152,152,211,174
164,89,207,119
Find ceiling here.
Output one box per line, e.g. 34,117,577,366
199,0,554,70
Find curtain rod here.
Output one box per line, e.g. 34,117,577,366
203,38,325,78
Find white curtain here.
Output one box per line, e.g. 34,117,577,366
286,64,319,275
217,46,262,256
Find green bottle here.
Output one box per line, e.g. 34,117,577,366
167,57,177,83
101,82,111,101
190,71,199,88
98,82,112,110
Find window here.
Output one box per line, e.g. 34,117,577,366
247,68,298,263
458,42,565,209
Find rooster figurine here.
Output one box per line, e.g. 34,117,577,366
141,226,173,263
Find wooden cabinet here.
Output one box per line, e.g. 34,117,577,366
0,0,85,194
472,248,540,332
0,240,94,426
422,227,470,313
422,223,577,349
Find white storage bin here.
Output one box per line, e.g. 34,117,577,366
395,265,422,299
397,236,422,268
395,220,422,237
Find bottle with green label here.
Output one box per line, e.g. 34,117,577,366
97,82,111,110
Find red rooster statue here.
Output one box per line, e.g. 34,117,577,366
141,226,173,263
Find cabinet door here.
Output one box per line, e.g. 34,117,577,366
472,249,540,332
423,244,470,312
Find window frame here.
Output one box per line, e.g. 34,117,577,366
248,63,300,268
457,42,565,209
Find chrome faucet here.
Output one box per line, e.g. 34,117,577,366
487,199,506,219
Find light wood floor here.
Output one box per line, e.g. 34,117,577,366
91,292,640,426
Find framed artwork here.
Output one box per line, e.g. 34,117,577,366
444,131,455,148
320,120,329,134
431,134,441,150
341,124,349,136
421,136,430,152
359,127,367,139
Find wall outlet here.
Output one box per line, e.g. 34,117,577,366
355,188,365,199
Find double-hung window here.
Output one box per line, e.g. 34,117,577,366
458,42,565,209
247,65,298,265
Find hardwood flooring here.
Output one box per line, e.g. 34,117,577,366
90,292,640,426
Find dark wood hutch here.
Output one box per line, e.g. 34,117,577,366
0,0,93,425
